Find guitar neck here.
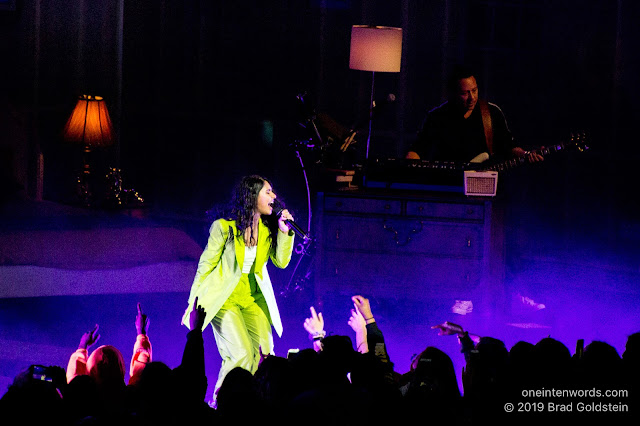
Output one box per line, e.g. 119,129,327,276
482,137,587,172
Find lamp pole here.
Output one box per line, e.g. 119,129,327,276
366,71,375,162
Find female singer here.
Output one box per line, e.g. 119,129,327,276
181,175,295,405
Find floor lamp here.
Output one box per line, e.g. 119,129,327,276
63,95,114,206
349,25,402,162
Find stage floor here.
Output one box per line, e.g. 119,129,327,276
1,198,638,402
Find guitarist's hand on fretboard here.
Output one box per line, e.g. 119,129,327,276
481,133,588,172
512,146,545,163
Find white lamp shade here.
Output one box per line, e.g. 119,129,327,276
349,25,402,73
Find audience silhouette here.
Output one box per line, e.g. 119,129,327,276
1,295,637,424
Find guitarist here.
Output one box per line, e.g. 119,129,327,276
406,64,543,165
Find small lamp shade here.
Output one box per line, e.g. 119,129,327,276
63,95,114,147
349,25,402,73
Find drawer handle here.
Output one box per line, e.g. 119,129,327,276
467,238,472,247
383,219,424,246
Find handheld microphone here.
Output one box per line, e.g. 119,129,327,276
273,200,311,242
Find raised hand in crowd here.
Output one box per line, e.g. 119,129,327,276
135,302,150,336
303,306,326,351
172,296,214,421
189,296,206,332
431,321,464,336
348,295,369,354
352,295,374,324
432,321,480,345
78,323,101,350
130,302,153,385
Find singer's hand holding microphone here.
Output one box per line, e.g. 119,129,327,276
276,208,294,234
272,199,311,242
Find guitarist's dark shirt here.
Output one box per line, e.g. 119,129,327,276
409,100,515,163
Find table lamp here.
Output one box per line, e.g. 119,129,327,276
63,94,114,206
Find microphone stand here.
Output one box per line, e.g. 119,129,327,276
280,148,316,297
296,150,312,238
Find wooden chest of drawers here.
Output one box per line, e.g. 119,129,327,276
311,190,504,310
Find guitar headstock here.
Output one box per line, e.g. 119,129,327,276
567,131,590,152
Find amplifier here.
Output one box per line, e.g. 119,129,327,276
463,170,498,196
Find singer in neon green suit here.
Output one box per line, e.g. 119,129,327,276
182,175,295,406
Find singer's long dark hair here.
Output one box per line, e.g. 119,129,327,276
207,175,280,251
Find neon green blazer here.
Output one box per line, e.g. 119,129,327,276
182,218,294,337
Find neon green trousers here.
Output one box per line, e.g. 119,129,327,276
210,273,273,399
